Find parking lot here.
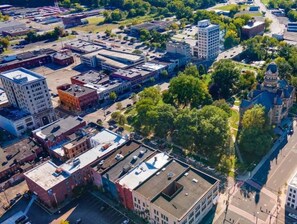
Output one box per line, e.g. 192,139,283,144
1,192,130,224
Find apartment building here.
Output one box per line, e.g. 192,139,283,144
0,68,56,128
193,20,220,60
166,41,192,62
287,172,297,210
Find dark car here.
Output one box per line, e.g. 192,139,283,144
15,215,28,224
288,128,294,135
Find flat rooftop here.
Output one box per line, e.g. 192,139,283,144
103,145,155,182
93,141,141,173
0,67,44,84
113,68,150,79
34,116,85,140
152,168,218,220
98,49,143,62
135,160,188,200
25,129,127,190
71,70,108,84
243,21,265,29
96,54,128,69
0,106,31,121
138,62,166,72
118,152,170,190
58,84,96,97
64,40,92,49
53,53,73,60
0,138,40,173
25,160,71,191
84,79,125,95
80,44,102,53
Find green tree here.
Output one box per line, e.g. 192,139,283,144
210,60,240,100
105,29,112,37
212,99,232,116
182,64,199,78
239,105,273,160
116,102,123,110
0,37,9,49
109,91,117,101
160,70,169,79
224,29,240,49
275,57,293,80
139,86,161,105
166,74,212,108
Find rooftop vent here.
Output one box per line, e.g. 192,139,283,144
192,178,198,183
184,172,189,176
115,154,124,161
167,172,174,180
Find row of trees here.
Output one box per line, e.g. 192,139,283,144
242,36,297,82
25,27,67,43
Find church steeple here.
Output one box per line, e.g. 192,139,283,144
263,62,278,91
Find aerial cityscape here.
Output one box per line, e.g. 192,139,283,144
0,0,296,223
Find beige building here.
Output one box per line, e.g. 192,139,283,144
132,160,219,224
240,62,295,125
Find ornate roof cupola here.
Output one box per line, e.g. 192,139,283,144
263,62,279,92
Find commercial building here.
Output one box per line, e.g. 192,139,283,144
166,41,192,63
57,84,98,112
286,171,297,210
193,20,220,60
24,129,127,208
241,20,265,39
0,68,56,127
240,63,295,125
71,70,131,100
130,21,173,37
2,27,32,37
61,14,87,28
0,48,56,72
52,53,74,66
0,138,42,180
111,62,167,86
287,22,297,32
80,48,145,71
33,116,86,150
0,21,26,35
0,107,34,136
64,40,102,54
133,160,219,224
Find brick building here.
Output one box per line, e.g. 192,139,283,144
241,20,265,39
33,116,86,150
24,129,127,208
57,84,98,112
0,138,42,181
52,53,74,66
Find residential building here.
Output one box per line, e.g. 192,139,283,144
2,27,32,37
133,159,219,224
286,171,297,210
193,20,220,60
0,68,56,127
80,48,145,71
24,129,127,208
57,84,98,112
166,41,192,62
241,20,265,39
0,138,42,181
52,53,74,66
0,21,26,35
33,116,86,150
288,22,297,32
0,107,34,136
240,62,295,125
111,62,166,86
71,70,131,101
0,48,56,72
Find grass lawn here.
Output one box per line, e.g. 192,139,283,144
229,109,239,139
233,61,260,73
235,11,263,17
261,0,270,5
215,4,248,11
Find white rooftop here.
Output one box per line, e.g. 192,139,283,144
290,172,297,188
0,68,44,84
118,152,170,190
25,129,127,190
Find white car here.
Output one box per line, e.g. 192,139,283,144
289,213,297,220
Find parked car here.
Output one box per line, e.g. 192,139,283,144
15,193,22,199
